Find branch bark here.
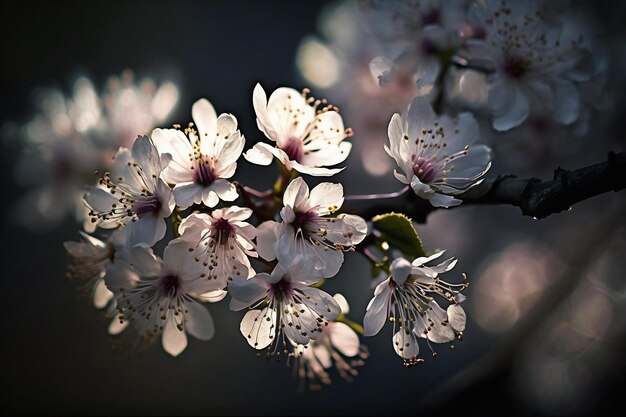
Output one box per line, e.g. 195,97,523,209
352,151,626,222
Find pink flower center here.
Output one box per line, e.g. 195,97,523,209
281,137,304,162
412,156,437,183
132,193,162,218
292,210,316,230
270,278,293,299
158,274,179,297
194,160,216,186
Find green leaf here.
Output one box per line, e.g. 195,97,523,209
372,212,426,259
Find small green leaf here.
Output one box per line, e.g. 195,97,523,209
372,212,426,259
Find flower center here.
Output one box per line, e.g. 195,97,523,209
292,210,316,230
158,274,179,297
194,160,215,187
270,278,293,299
504,55,528,78
281,137,304,162
412,156,437,183
211,217,234,242
132,193,162,218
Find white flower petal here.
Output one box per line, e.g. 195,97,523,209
162,315,188,357
240,307,276,350
185,301,215,341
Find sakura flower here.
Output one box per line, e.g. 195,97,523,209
459,0,598,130
152,98,244,209
386,97,491,207
292,294,368,390
175,206,257,289
105,241,223,357
244,83,352,176
229,256,341,357
64,228,129,310
363,0,467,97
364,251,468,367
256,177,367,277
84,135,174,247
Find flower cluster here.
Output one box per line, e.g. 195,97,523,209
49,0,608,393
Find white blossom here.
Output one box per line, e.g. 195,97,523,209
386,97,491,207
459,0,597,131
229,256,341,357
83,135,174,247
363,251,467,366
105,241,224,357
175,206,257,289
244,84,352,176
256,177,367,277
152,98,244,209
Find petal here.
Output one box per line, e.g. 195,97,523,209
185,301,215,341
447,304,466,332
328,322,360,357
93,279,113,309
128,215,166,247
243,142,275,166
162,315,188,357
282,177,310,211
393,330,419,360
333,293,350,315
228,276,269,310
131,135,164,181
308,182,344,214
491,81,529,131
210,179,238,202
173,182,203,209
553,79,580,125
256,221,278,262
363,280,392,336
192,98,217,145
390,257,412,286
151,128,194,184
240,307,276,350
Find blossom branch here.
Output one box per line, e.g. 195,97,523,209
356,151,626,222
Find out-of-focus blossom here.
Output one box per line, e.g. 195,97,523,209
175,206,257,289
84,136,174,247
256,177,367,277
292,293,367,390
229,255,341,355
105,241,224,357
362,0,468,97
386,97,491,207
364,251,467,366
244,84,353,177
152,98,244,209
459,0,601,131
11,71,179,231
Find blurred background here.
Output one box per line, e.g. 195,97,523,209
1,0,625,415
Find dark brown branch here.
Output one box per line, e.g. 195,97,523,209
352,151,626,222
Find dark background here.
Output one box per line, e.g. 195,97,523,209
1,1,625,415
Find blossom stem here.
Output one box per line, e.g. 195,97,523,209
344,186,410,201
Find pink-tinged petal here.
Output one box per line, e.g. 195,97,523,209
131,135,164,181
283,177,310,210
447,304,466,332
216,113,238,138
178,212,212,240
328,322,360,357
222,205,253,222
198,289,228,303
228,276,269,310
128,215,166,247
173,182,203,209
151,128,194,184
308,182,344,214
289,160,344,176
125,245,162,277
491,81,529,131
185,301,215,341
363,280,392,336
393,330,419,359
162,315,188,357
256,221,278,261
333,293,350,315
243,142,275,166
210,179,238,202
280,206,296,223
201,189,220,208
240,307,276,349
192,98,217,149
391,257,412,286
108,313,128,335
93,279,114,309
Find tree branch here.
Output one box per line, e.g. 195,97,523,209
352,151,626,222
